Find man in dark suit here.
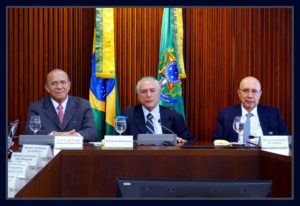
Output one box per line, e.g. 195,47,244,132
121,76,195,143
25,69,97,141
213,76,289,142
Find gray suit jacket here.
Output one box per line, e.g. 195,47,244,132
25,96,98,141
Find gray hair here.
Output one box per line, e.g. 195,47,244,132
136,76,161,94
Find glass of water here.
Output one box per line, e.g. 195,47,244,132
114,116,128,135
29,115,41,135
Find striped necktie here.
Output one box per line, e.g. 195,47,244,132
243,113,253,143
146,113,155,134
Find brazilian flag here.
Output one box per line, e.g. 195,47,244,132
157,8,186,120
89,8,120,141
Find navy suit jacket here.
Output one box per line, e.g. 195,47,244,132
213,104,289,142
121,104,195,142
25,96,98,141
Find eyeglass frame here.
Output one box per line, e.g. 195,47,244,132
238,88,262,95
47,80,70,87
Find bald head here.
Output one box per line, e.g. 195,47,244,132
239,76,261,91
46,68,70,84
238,76,262,112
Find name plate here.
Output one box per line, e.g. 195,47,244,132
8,161,30,179
261,135,289,148
104,135,133,149
54,136,83,149
22,144,53,158
8,174,19,190
10,152,40,167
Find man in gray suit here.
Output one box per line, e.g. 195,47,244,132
25,69,98,141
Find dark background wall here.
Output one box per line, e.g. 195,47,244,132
8,8,292,141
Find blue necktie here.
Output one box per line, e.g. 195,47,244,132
243,113,253,143
146,113,155,134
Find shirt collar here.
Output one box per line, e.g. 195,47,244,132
142,104,160,120
51,96,68,110
241,104,258,117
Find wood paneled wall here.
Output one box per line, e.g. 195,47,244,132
8,8,95,134
184,8,292,141
8,7,292,141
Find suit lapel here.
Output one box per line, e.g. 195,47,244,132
42,96,62,129
159,106,172,134
134,105,147,133
63,96,77,129
234,104,242,116
257,105,267,135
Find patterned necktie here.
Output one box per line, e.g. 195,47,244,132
57,104,64,125
146,113,155,134
243,113,253,143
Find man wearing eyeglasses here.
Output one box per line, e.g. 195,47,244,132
121,76,195,143
213,76,289,143
24,68,98,141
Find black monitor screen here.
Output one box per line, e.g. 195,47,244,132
116,178,272,198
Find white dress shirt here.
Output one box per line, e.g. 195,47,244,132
142,105,162,134
50,96,68,115
49,96,81,136
238,104,263,143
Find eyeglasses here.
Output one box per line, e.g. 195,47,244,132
139,88,158,95
48,80,69,87
239,89,261,95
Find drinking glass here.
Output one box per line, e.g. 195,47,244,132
114,116,127,135
233,116,246,135
29,115,42,135
8,120,19,153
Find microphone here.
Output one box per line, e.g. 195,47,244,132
158,119,176,135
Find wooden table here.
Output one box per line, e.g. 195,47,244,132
13,143,292,198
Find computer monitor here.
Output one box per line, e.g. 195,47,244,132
116,178,272,198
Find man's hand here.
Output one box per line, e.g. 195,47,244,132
177,137,187,143
53,129,79,136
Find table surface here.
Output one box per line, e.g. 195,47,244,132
8,141,293,199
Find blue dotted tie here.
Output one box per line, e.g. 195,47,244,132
146,113,155,134
243,113,253,143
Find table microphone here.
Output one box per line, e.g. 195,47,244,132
158,119,176,135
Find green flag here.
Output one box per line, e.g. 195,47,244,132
157,8,186,119
89,8,120,141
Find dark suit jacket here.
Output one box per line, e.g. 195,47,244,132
121,104,195,142
213,104,289,142
25,96,98,141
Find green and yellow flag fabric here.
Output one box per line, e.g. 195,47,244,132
89,8,120,141
157,8,186,119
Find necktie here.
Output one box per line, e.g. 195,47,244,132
146,113,155,134
57,104,64,125
243,113,253,143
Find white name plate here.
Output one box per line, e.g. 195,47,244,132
54,136,83,149
8,161,30,179
104,135,133,149
8,174,18,190
22,144,53,159
261,135,289,148
10,152,40,168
